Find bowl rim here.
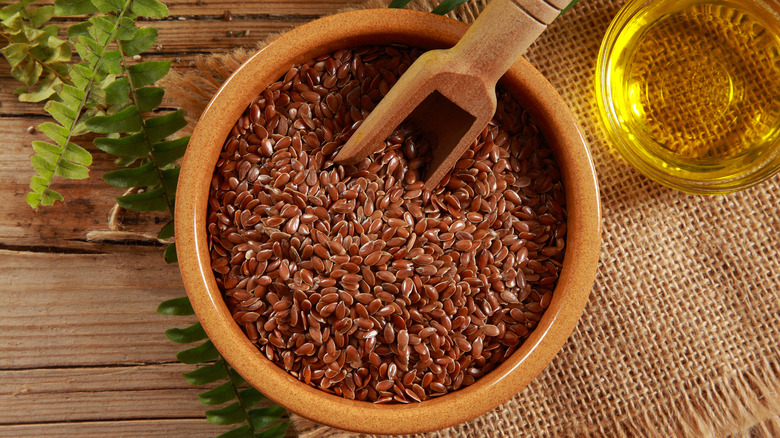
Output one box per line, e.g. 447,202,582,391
176,8,601,435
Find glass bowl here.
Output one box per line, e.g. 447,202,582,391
596,0,780,194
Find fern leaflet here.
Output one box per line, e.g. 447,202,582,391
23,0,136,208
0,0,72,102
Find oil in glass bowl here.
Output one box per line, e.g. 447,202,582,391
596,0,780,194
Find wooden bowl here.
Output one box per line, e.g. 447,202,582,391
176,8,601,435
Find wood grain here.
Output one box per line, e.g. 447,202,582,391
1,365,209,423
0,0,353,435
0,249,189,369
0,419,228,438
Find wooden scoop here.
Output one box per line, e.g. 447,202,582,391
333,0,570,190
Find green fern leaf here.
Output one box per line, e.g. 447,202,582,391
103,80,165,113
87,105,143,133
16,73,60,102
66,20,90,40
28,6,54,27
158,220,174,239
116,186,167,211
30,149,89,180
29,175,50,193
45,100,77,126
105,76,130,100
93,132,148,157
562,0,581,12
239,387,266,408
0,1,31,20
68,62,92,88
128,60,170,87
130,0,169,19
145,110,187,143
29,154,54,179
34,23,59,40
91,0,125,15
157,296,194,316
25,188,64,209
42,36,72,63
73,35,105,63
227,368,247,387
431,0,468,14
1,4,71,102
248,406,285,432
1,43,28,67
36,122,68,145
54,0,98,16
165,322,207,344
103,160,160,187
182,361,228,385
122,27,158,56
153,137,188,167
32,141,92,167
55,158,90,179
12,55,43,86
177,340,219,364
135,87,165,112
58,83,87,106
161,167,180,194
198,382,237,406
206,402,247,426
387,0,413,8
164,242,178,263
255,422,290,438
217,426,253,438
91,16,136,41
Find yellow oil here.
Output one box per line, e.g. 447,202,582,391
605,0,780,173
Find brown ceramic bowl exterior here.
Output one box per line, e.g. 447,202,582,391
176,9,601,435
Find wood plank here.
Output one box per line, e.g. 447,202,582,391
17,0,348,18
0,364,285,424
144,17,310,53
0,248,196,368
165,0,348,16
0,419,229,438
0,363,201,394
0,365,211,423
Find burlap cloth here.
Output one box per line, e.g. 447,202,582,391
163,1,780,436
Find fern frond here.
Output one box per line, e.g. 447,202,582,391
0,1,72,102
88,40,186,220
25,0,135,209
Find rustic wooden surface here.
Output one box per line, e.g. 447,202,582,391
0,1,349,436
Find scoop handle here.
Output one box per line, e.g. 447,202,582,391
451,0,565,85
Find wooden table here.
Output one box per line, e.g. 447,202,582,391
0,1,347,436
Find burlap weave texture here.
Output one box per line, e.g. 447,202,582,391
163,1,780,436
